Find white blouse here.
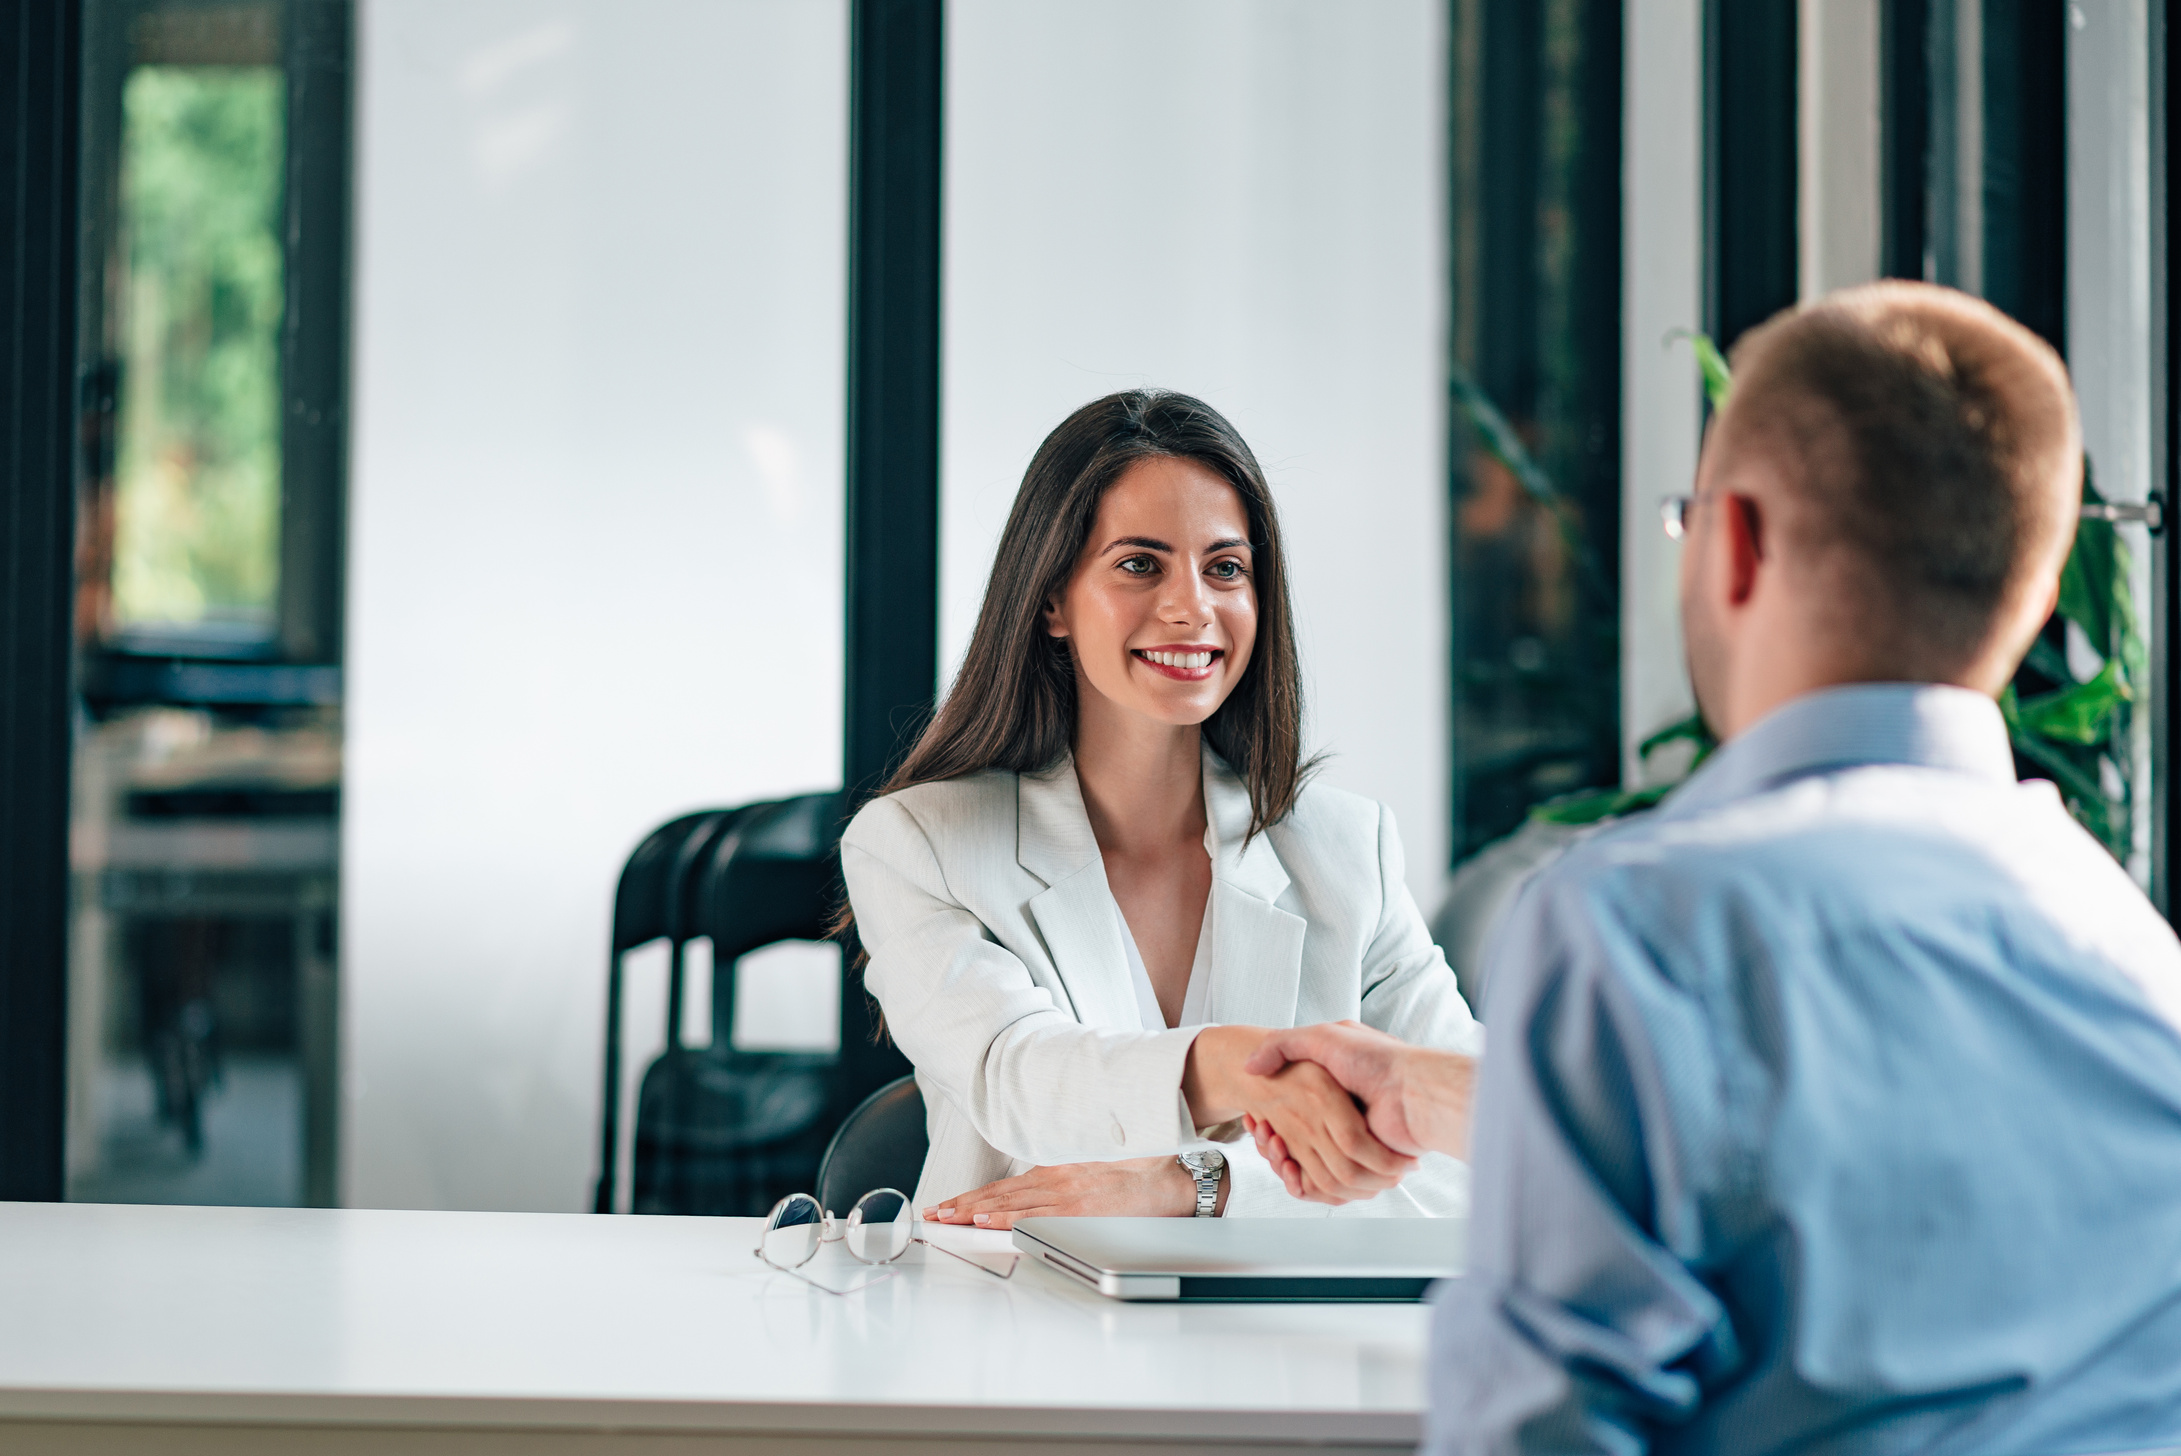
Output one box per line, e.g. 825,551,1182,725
1115,896,1215,1031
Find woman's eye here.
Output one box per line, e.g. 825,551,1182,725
1207,559,1246,580
1118,555,1157,576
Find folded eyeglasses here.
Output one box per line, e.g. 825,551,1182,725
755,1188,1019,1294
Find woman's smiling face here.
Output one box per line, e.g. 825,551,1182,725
1043,455,1259,728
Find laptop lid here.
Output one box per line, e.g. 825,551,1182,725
1011,1216,1465,1302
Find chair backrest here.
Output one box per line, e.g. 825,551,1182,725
594,807,744,1214
688,791,846,1049
624,790,854,1217
814,1075,928,1217
599,789,913,1217
610,809,731,956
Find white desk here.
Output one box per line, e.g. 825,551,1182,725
0,1202,1430,1454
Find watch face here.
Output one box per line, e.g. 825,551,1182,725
1181,1148,1226,1174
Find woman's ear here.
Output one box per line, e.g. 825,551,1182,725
1042,595,1068,638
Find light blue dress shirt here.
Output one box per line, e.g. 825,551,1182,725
1429,683,2181,1456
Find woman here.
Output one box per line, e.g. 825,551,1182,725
840,390,1480,1225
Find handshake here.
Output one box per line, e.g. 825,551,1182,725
1187,1022,1479,1205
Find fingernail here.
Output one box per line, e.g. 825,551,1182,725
935,1207,952,1218
973,1213,991,1224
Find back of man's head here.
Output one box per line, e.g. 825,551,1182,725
1713,281,2081,680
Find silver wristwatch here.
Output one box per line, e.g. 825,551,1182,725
1177,1148,1226,1217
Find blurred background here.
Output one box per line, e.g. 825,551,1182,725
11,0,2165,1214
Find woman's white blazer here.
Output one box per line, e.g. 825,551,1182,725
839,747,1483,1217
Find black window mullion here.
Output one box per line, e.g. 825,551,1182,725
1706,0,1799,350
839,0,940,1106
0,0,84,1204
2158,0,2176,917
1882,0,1931,280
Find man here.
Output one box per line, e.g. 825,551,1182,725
1249,282,2181,1455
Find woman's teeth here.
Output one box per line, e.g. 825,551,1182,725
1142,650,1214,669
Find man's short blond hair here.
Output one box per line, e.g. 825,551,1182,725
1715,282,2081,666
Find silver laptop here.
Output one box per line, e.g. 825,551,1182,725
1012,1217,1464,1302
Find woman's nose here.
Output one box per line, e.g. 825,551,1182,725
1157,563,1214,623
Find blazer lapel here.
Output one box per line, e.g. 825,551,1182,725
1018,761,1143,1031
1202,751,1307,1027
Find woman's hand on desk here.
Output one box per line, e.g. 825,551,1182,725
922,1156,1211,1229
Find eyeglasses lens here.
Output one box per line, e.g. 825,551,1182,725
761,1193,824,1269
845,1189,912,1265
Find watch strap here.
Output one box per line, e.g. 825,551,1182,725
1181,1153,1223,1217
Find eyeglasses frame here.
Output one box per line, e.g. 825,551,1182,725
753,1188,1018,1295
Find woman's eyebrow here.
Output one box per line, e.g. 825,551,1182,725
1100,534,1252,555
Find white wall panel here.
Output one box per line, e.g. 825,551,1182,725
345,0,846,1209
1620,0,1704,779
943,0,1450,900
1797,0,1882,300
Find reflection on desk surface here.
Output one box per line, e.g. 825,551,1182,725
0,1202,1428,1448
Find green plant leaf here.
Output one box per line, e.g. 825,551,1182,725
2014,453,2147,867
1637,710,1717,773
2014,658,2129,746
1667,329,1734,413
1447,368,1617,616
1531,782,1675,826
1529,711,1720,828
2058,473,2119,660
1449,369,1560,505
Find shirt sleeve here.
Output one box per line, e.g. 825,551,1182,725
1424,862,1743,1456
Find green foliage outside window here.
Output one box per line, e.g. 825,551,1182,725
2002,462,2144,860
111,65,286,634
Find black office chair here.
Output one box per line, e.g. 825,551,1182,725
592,807,750,1213
631,791,849,1217
815,1075,928,1216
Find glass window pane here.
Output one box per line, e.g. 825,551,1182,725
1447,0,1623,859
341,0,848,1210
68,0,336,1210
109,65,287,647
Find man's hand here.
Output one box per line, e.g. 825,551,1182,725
1246,1058,1417,1204
921,1156,1201,1230
1241,1021,1476,1200
1184,1026,1419,1204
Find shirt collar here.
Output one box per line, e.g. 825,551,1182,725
1660,682,2016,819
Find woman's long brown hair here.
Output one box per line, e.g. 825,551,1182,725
837,389,1314,957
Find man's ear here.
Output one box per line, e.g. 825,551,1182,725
2032,573,2060,624
1724,493,1766,607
